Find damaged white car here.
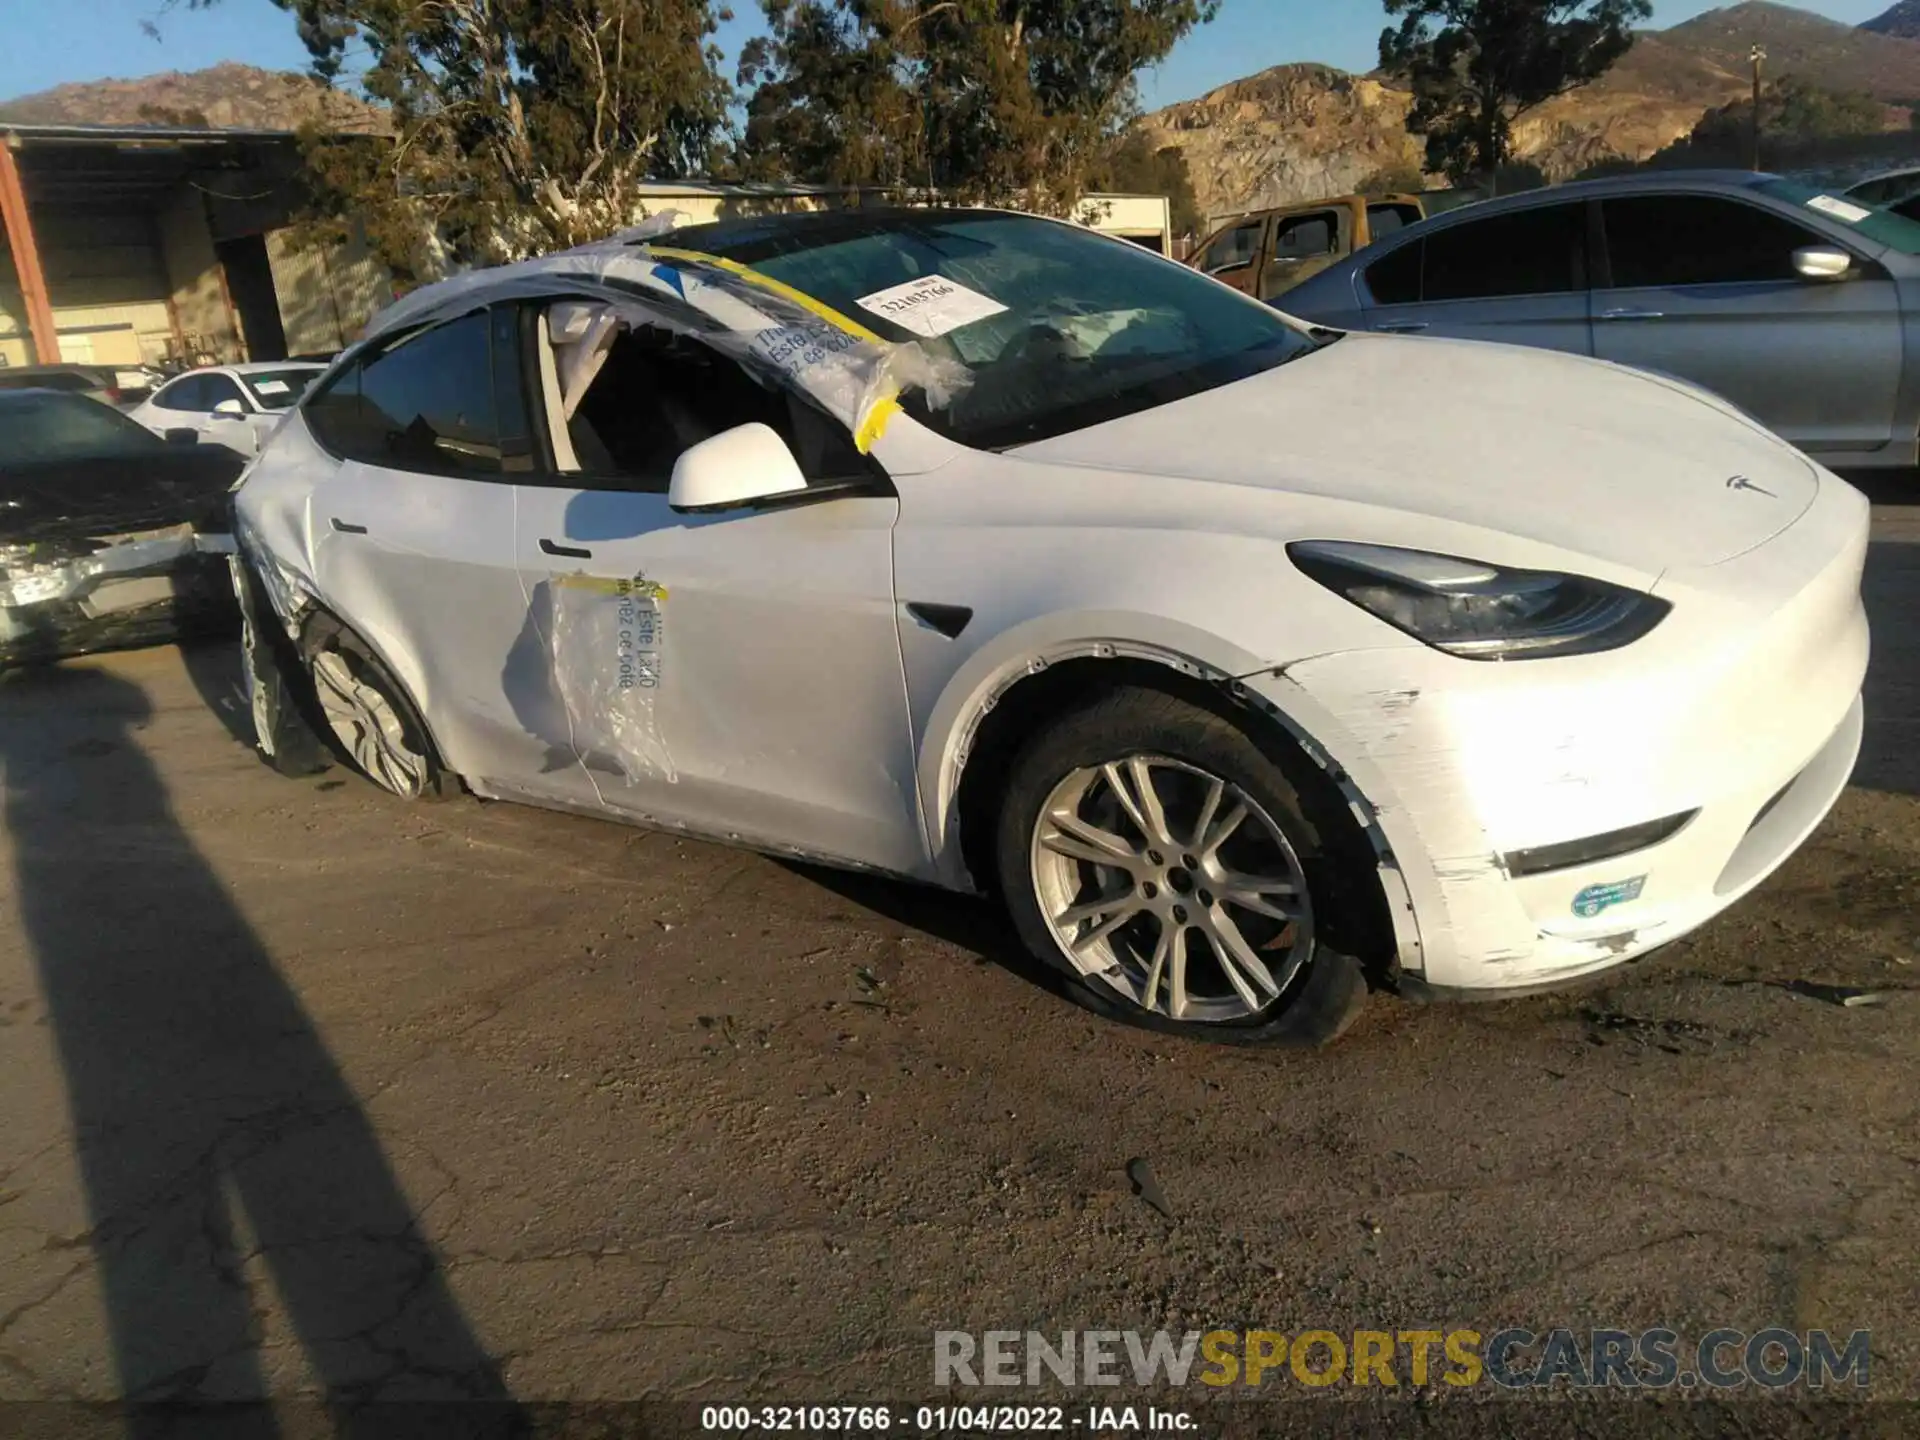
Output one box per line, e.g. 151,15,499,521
230,207,1869,1045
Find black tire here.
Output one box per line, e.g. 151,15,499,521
995,686,1370,1047
301,616,458,801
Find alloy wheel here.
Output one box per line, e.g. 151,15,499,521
1029,755,1314,1023
311,650,429,799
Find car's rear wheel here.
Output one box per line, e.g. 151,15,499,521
303,622,450,800
996,687,1368,1046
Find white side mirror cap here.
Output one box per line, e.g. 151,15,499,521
668,422,809,513
1793,246,1852,281
213,398,247,417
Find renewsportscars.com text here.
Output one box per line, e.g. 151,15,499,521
934,1327,1870,1391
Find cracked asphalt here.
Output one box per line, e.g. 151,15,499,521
0,495,1915,1421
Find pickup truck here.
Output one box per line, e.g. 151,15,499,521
1191,193,1426,303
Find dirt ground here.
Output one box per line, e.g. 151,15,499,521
0,495,1916,1427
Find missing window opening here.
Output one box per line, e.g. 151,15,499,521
544,311,872,493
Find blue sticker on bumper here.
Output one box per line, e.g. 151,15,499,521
1572,876,1646,919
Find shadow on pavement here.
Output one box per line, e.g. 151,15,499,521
0,664,516,1431
776,859,1088,1006
179,637,258,750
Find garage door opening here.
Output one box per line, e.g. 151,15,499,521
216,234,289,362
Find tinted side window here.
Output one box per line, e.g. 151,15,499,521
1423,203,1587,301
1365,239,1424,305
1273,212,1338,260
1202,220,1263,274
1367,203,1422,238
306,312,502,475
564,323,868,494
1604,195,1826,287
202,374,246,410
154,377,202,411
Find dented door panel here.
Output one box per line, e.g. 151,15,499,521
510,484,929,875
304,460,547,793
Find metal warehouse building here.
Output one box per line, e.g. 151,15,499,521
0,123,392,369
0,120,1173,372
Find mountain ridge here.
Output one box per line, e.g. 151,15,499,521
0,61,383,133
1140,2,1920,225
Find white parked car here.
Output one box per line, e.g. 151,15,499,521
126,362,326,456
231,208,1869,1045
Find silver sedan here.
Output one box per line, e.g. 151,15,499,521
1279,170,1920,470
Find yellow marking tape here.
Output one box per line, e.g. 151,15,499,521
646,248,882,341
645,246,901,452
552,575,668,600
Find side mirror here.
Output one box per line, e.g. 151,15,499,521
213,398,246,417
164,428,199,446
1793,246,1852,282
668,422,809,513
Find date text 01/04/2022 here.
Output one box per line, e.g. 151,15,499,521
698,1404,1198,1432
616,578,663,691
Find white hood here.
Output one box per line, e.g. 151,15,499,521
1014,333,1820,574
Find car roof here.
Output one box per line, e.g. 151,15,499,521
169,362,320,377
386,205,1036,298
0,363,109,378
636,205,1021,263
0,386,92,404
1215,194,1424,223
1339,169,1794,251
1442,169,1776,215
1848,165,1920,188
360,204,1086,343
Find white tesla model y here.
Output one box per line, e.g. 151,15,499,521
231,207,1869,1045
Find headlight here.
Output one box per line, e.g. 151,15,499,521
1288,541,1670,661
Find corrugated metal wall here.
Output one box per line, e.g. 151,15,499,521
267,228,393,356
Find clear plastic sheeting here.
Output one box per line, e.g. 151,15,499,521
590,209,691,249
360,236,971,454
544,570,676,785
228,550,332,775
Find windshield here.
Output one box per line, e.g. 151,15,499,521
0,392,162,467
241,368,320,410
1755,179,1920,255
694,212,1322,449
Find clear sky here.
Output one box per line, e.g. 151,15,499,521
0,1,1900,111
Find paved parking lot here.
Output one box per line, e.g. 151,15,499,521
1,496,1917,1418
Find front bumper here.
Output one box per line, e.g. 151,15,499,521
0,529,238,666
1246,471,1871,993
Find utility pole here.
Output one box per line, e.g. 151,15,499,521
1750,45,1767,172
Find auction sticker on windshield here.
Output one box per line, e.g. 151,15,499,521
1806,194,1873,224
855,275,1008,337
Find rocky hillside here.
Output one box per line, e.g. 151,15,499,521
1141,1,1920,225
0,62,382,132
1865,1,1920,40
1668,1,1920,97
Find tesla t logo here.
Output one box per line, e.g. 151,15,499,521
1726,475,1776,497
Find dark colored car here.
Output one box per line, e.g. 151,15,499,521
0,362,153,407
0,390,244,666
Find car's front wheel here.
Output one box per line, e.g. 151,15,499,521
303,620,451,801
996,687,1369,1045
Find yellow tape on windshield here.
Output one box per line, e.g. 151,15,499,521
647,246,901,453
646,247,882,342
